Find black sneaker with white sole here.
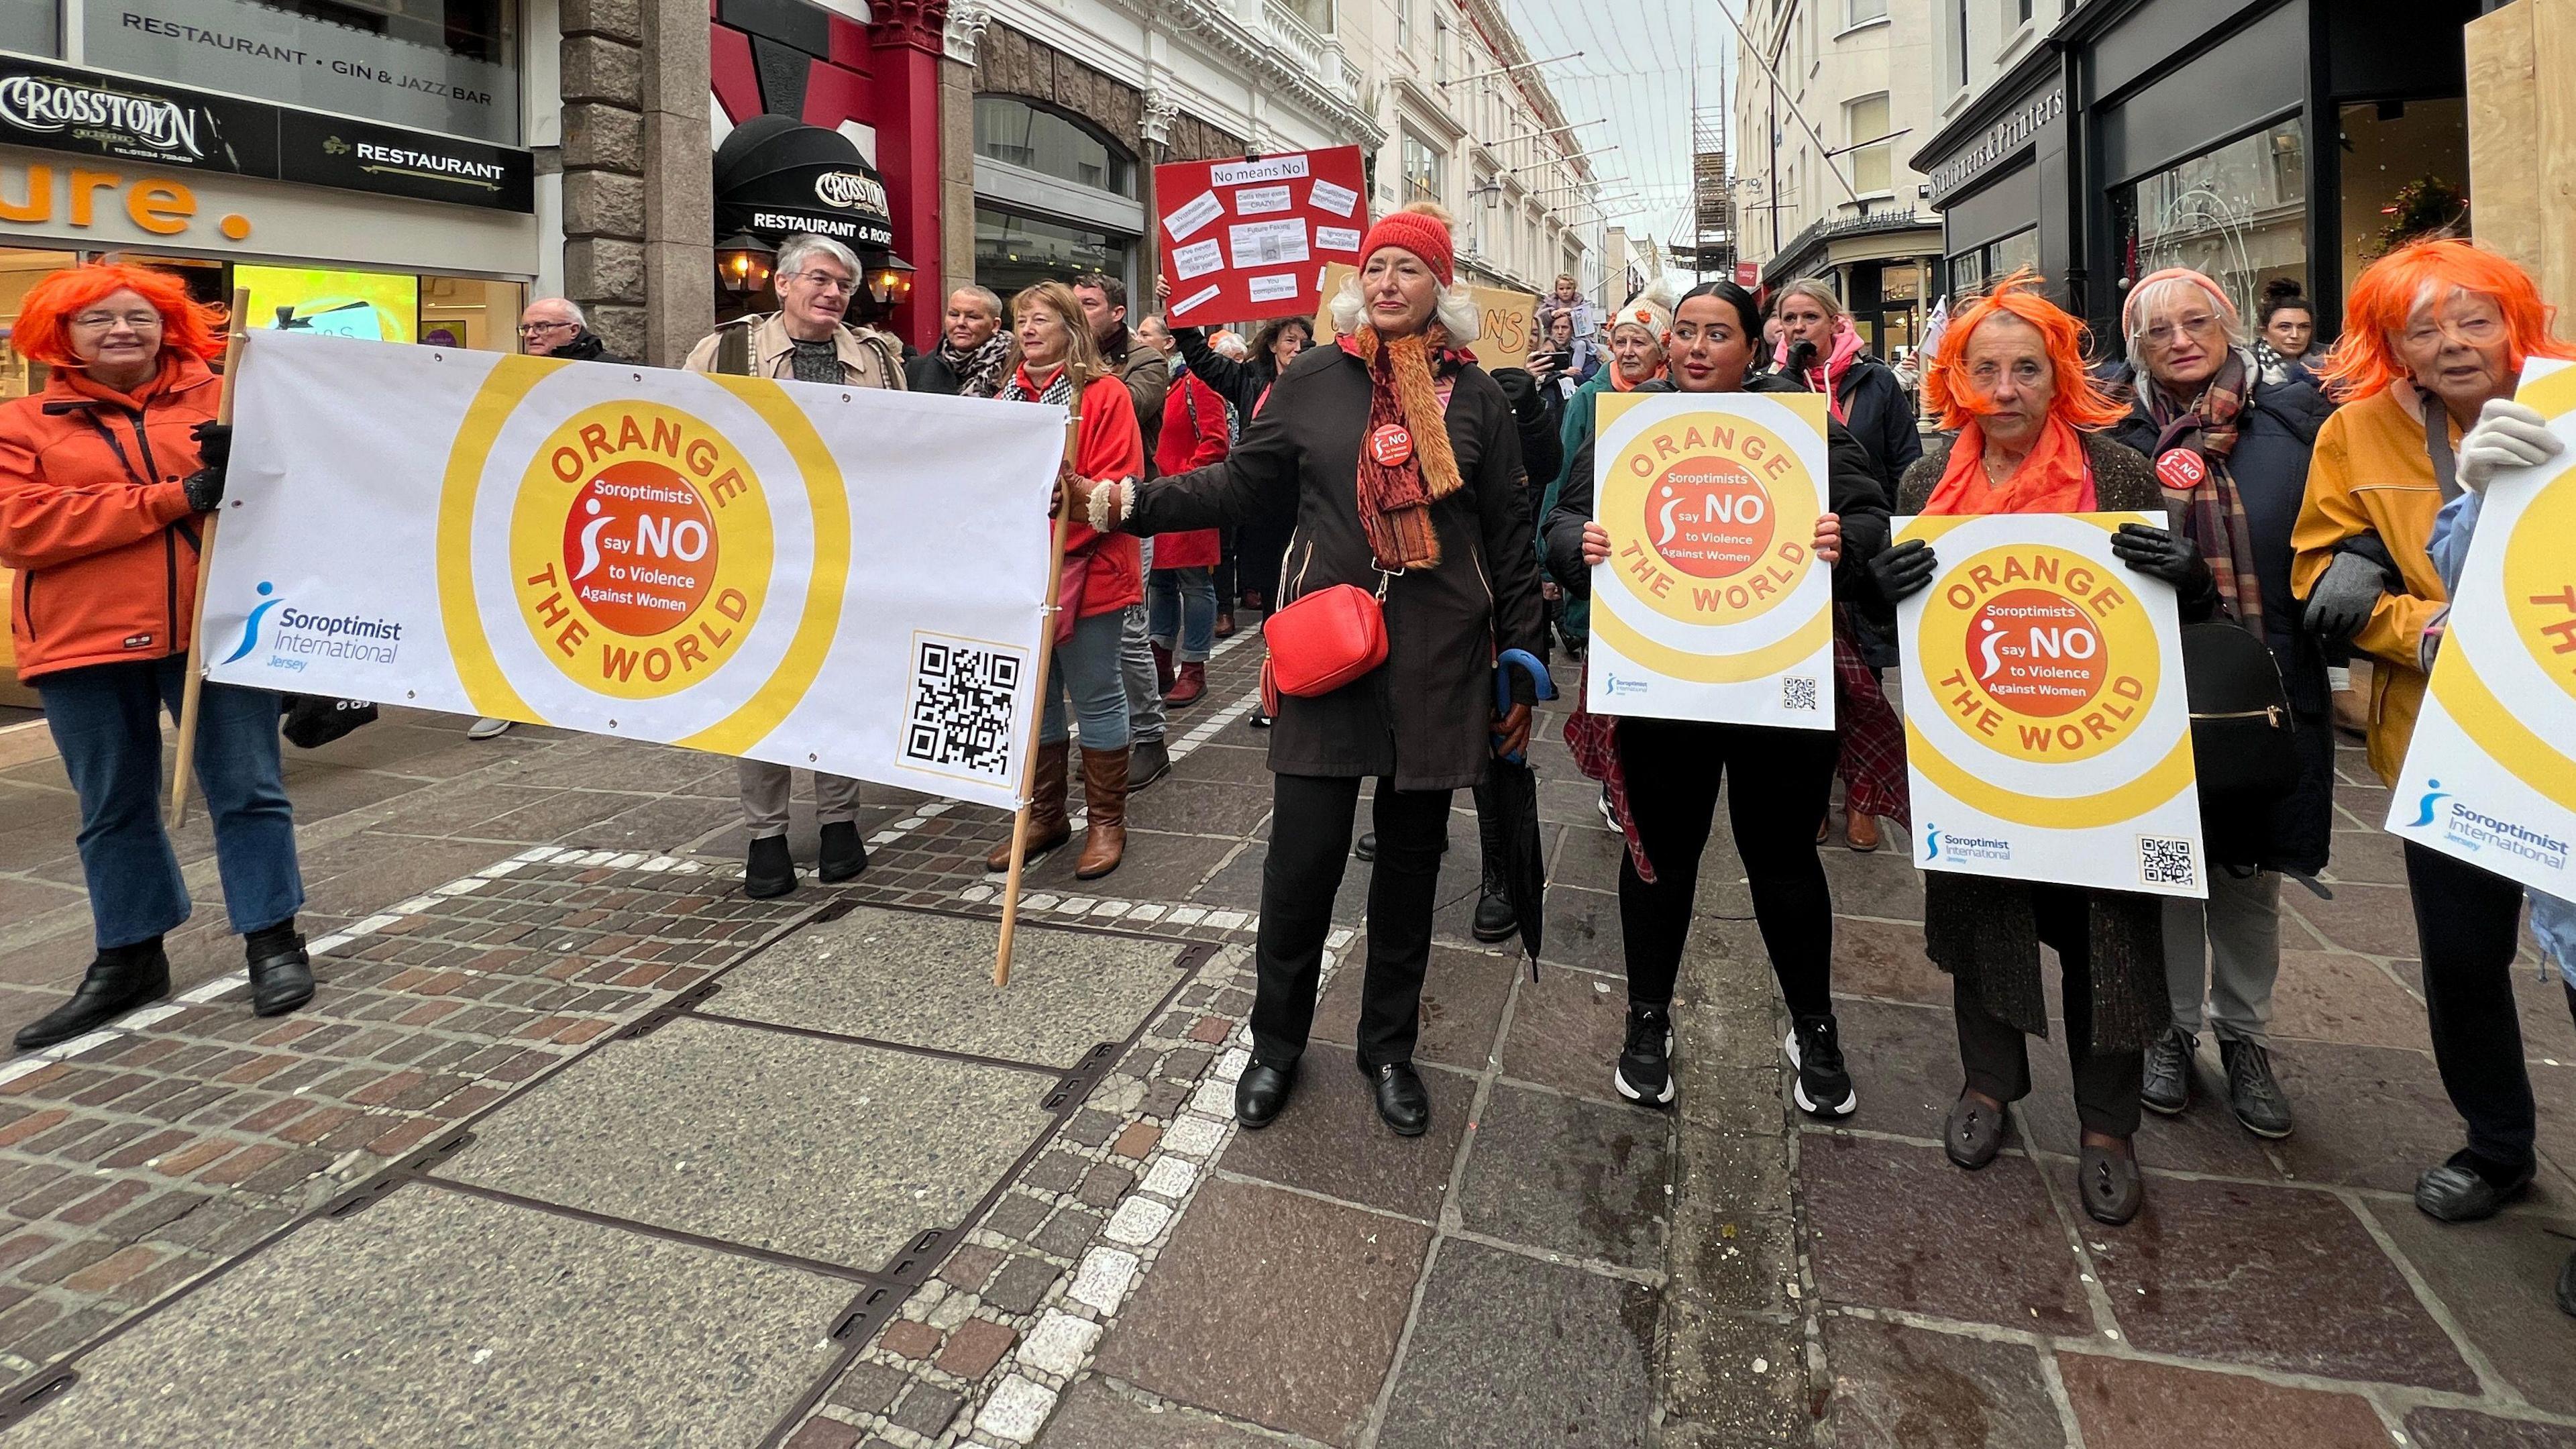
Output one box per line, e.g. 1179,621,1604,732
1615,1002,1675,1106
1786,1013,1858,1118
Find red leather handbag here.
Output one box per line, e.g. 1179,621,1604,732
1261,578,1389,698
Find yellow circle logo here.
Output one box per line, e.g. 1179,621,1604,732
1913,543,2162,764
2503,472,2576,707
1599,409,1819,628
510,401,773,699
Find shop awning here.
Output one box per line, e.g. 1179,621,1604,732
714,115,894,250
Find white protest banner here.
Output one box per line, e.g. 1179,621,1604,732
2385,357,2576,896
1892,511,2205,897
202,332,1069,813
1583,390,1835,727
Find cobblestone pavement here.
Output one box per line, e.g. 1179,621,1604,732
0,630,2567,1446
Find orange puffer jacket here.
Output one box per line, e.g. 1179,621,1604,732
0,356,218,680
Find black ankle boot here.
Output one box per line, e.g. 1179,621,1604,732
244,920,314,1019
744,835,797,899
817,820,868,883
14,938,170,1050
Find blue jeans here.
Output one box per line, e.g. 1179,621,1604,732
1042,609,1132,751
1148,566,1218,663
39,657,303,949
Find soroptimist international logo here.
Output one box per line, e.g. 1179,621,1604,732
435,357,850,754
509,400,773,698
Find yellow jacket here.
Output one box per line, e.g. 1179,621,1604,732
2290,385,2463,785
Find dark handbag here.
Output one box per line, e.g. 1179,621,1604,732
280,694,379,749
2182,621,2298,864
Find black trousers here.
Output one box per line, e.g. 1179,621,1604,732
1252,773,1452,1070
1954,884,2144,1138
1615,717,1839,1014
2404,842,2544,1177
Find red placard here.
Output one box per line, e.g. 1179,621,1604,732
1153,145,1370,325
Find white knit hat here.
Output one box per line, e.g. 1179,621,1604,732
1608,275,1682,341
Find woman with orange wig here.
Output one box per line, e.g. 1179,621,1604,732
0,262,311,1051
1863,272,2217,1226
2291,238,2576,1236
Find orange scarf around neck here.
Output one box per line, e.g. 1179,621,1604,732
1608,360,1664,392
1922,417,2096,516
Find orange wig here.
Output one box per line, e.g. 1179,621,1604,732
1922,270,2127,432
2315,237,2575,402
13,262,224,370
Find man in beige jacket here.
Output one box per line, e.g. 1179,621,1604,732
684,233,904,897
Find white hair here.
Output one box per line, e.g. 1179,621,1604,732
1326,270,1480,343
529,296,586,327
776,233,862,282
1212,331,1250,360
949,284,1003,317
2126,272,2246,356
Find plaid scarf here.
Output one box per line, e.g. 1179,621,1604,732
2146,348,2263,634
1343,327,1464,570
939,332,1010,399
997,364,1075,409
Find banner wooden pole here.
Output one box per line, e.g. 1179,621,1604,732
166,288,253,833
996,412,1083,987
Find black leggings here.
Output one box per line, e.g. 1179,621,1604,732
1615,717,1839,1014
2405,842,2546,1178
1251,774,1452,1070
1953,884,2143,1138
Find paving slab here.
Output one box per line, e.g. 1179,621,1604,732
1310,941,1513,1074
1093,1177,1430,1447
1819,1314,2065,1449
710,906,1187,1069
1375,1239,1656,1449
9,1185,851,1448
2261,1040,2483,1193
442,1016,1053,1270
2405,1409,2576,1449
1216,1043,1469,1220
2367,1199,2576,1414
2076,1175,2476,1392
1496,961,1631,1101
1453,1081,1669,1271
1827,916,1949,1006
2053,1353,2387,1449
1036,1379,1289,1448
1799,1135,2092,1334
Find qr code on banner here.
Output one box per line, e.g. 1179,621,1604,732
1781,676,1821,712
2137,835,2199,890
903,635,1024,780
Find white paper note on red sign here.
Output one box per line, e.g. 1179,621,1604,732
1163,191,1224,241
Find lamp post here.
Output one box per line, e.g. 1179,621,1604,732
716,232,776,294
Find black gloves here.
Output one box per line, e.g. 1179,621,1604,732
182,468,225,513
2304,549,2389,645
1866,538,1937,606
2110,523,2210,590
1492,367,1544,425
191,419,232,470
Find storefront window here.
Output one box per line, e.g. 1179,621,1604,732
83,0,522,146
421,274,522,350
975,205,1130,300
2337,98,2468,305
1949,229,2037,301
0,248,76,401
2,4,60,57
2114,121,2306,325
1401,129,1442,205
974,98,1133,197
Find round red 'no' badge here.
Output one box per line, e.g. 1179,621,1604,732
2155,447,2208,491
1369,423,1414,467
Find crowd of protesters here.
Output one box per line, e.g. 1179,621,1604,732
3,201,2571,1316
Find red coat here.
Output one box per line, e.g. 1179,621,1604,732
0,356,219,679
1149,372,1228,570
1065,373,1145,617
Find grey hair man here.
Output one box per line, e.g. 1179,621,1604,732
680,235,906,897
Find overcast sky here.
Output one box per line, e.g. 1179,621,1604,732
1499,0,1736,273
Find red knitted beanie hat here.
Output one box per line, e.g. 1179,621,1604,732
1358,202,1456,288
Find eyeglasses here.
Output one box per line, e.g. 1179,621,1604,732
517,320,574,335
2142,313,2224,346
788,271,857,296
71,312,163,332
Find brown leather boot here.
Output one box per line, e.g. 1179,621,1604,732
1075,745,1129,879
1165,661,1206,706
1150,642,1175,694
987,741,1071,871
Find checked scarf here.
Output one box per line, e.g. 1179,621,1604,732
996,364,1075,409
2146,347,2264,634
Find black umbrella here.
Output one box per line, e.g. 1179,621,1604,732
1489,648,1560,975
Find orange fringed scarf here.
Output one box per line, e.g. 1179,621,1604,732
1921,417,2097,516
1344,325,1464,570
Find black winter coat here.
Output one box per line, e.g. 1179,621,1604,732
1171,326,1279,421
551,330,625,365
1539,373,1894,601
1128,342,1547,791
1805,356,1923,491
2099,360,2334,874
